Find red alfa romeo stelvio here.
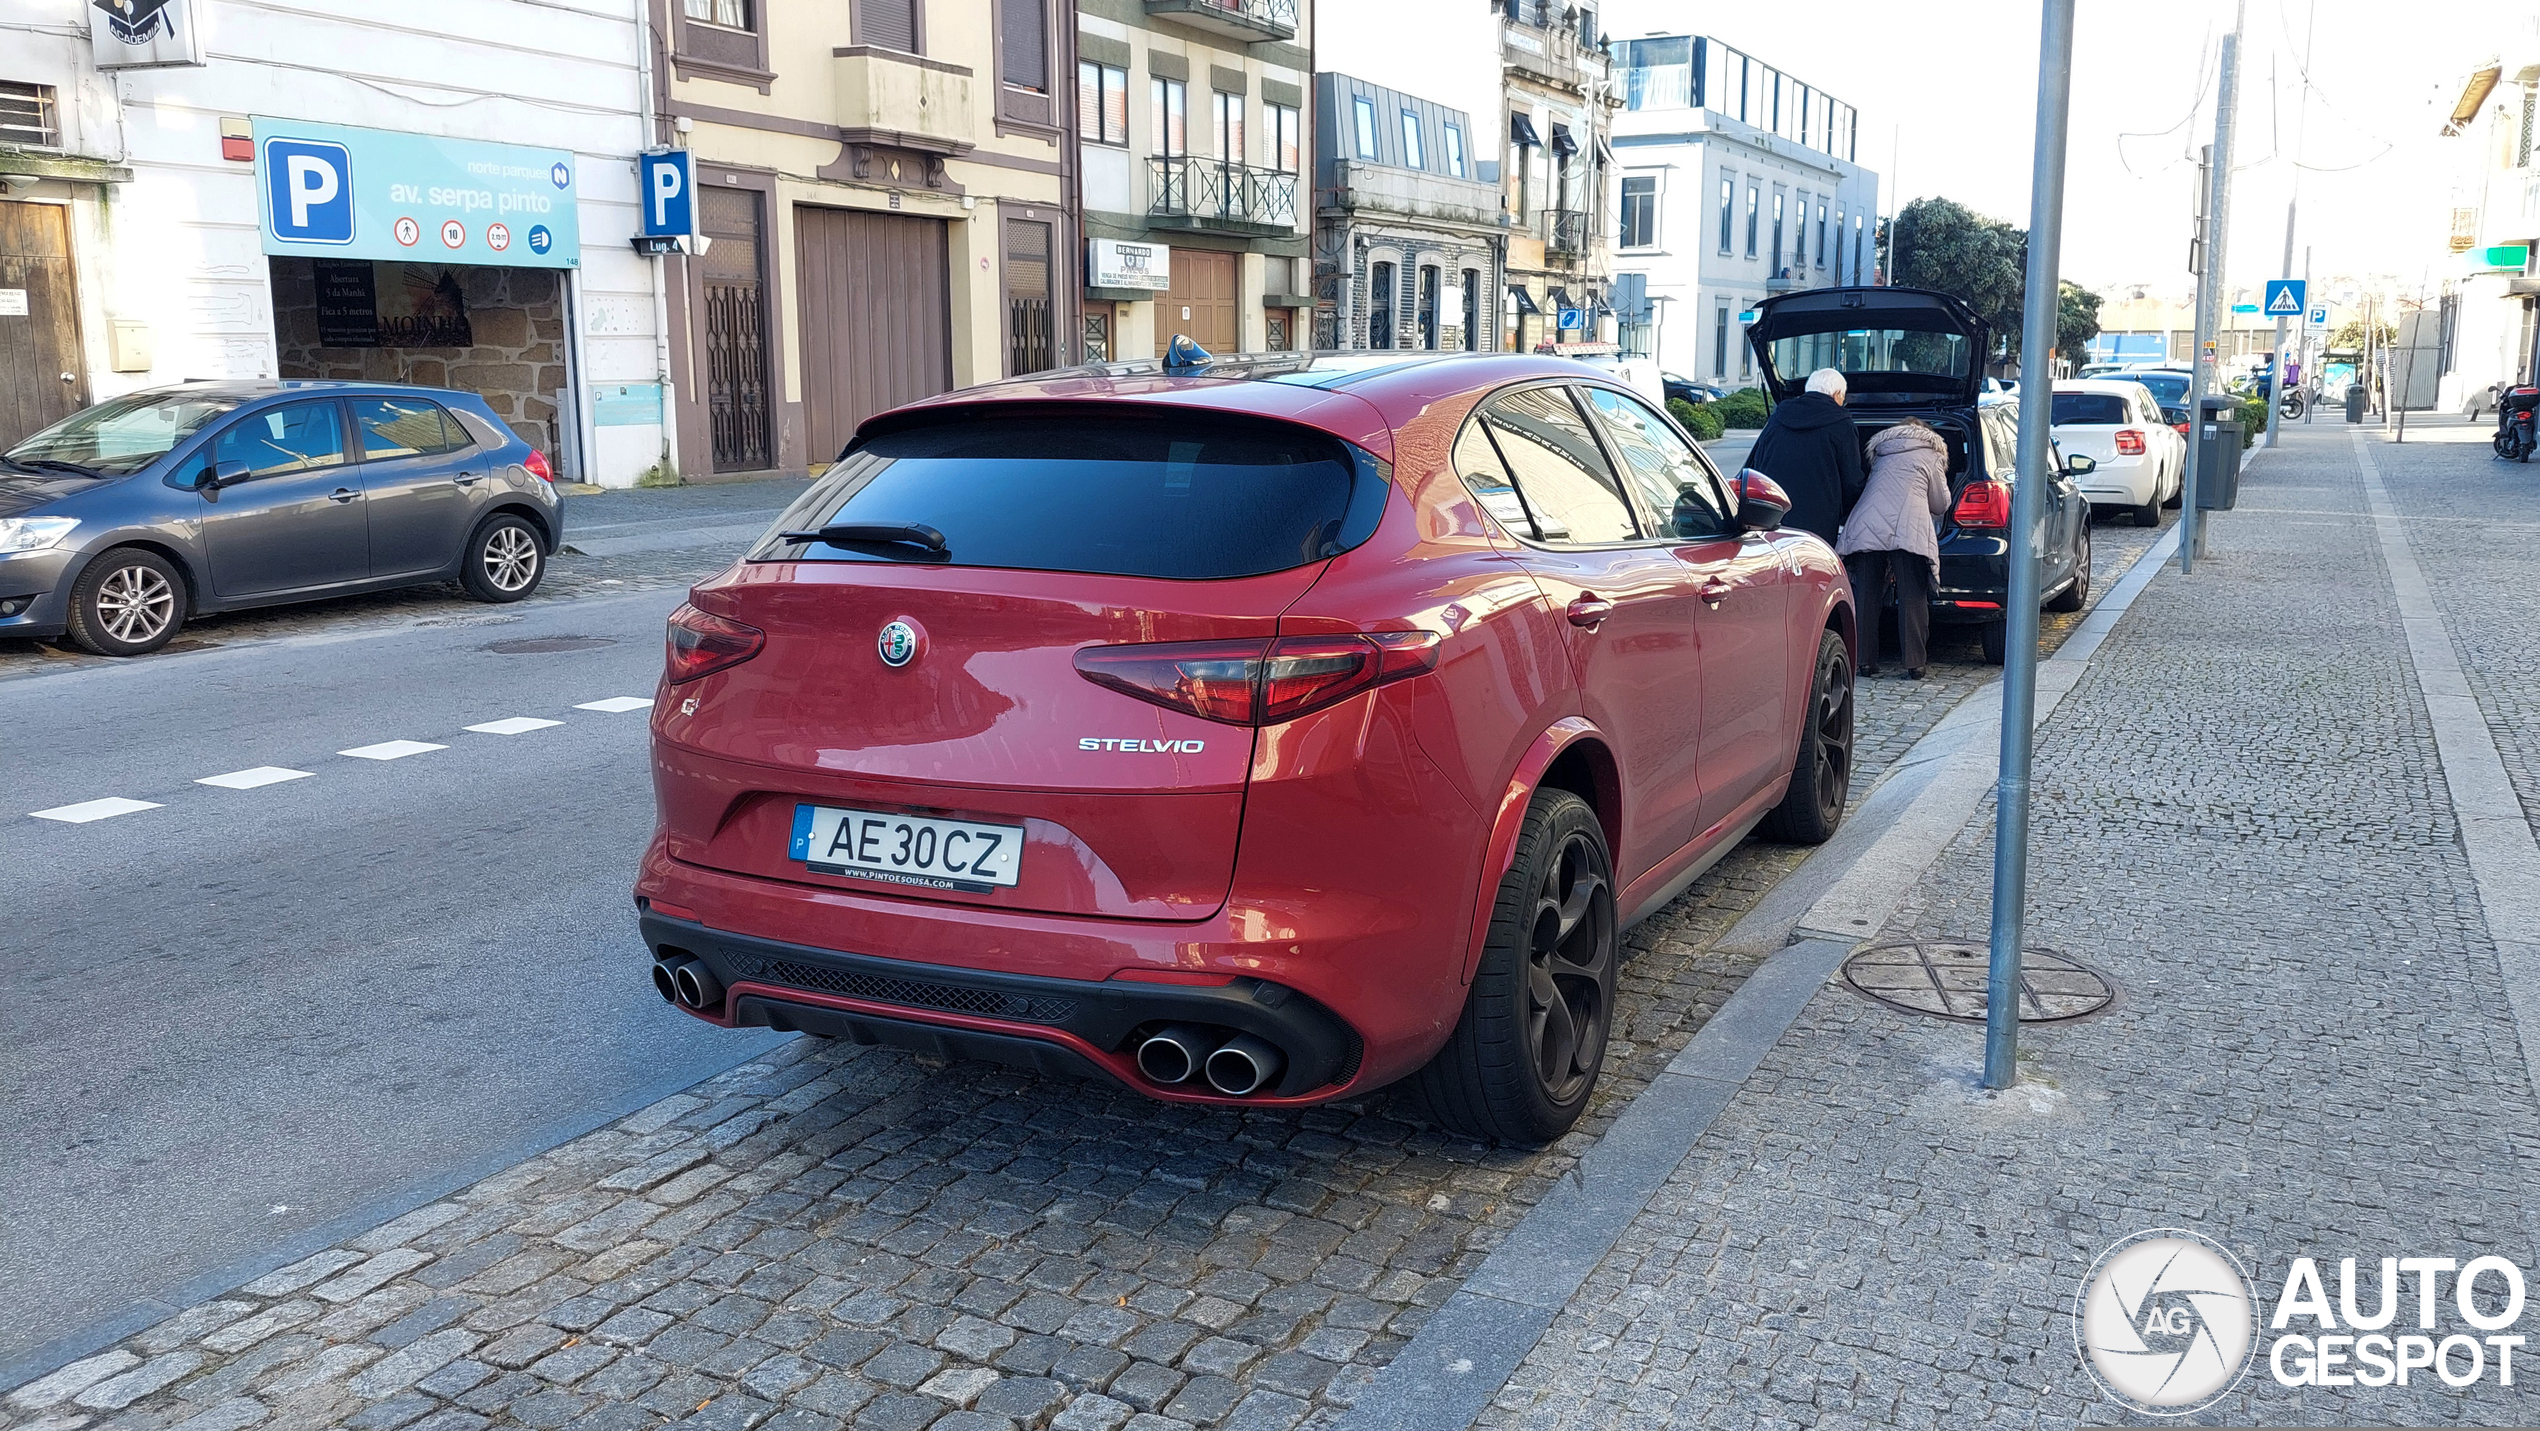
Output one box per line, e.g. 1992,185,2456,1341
635,350,1854,1144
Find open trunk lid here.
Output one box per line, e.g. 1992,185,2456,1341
1747,286,1989,408
655,405,1389,923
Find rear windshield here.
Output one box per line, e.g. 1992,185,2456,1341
754,413,1385,580
2131,373,2190,405
2051,393,2131,425
1768,328,1970,383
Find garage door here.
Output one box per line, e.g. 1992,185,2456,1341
1156,248,1237,358
0,201,86,450
797,205,952,465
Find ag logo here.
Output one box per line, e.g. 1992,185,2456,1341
876,619,921,668
2075,1229,2256,1415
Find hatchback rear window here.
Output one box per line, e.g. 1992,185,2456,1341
755,413,1385,580
2051,393,2131,425
2131,373,2190,405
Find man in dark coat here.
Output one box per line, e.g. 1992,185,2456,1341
1742,367,1865,544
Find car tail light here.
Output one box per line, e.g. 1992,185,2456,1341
1951,479,2012,529
2114,429,2146,456
2172,421,2190,437
524,449,554,482
1075,631,1442,727
665,603,764,683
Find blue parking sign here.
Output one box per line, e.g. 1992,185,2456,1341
640,151,694,239
263,137,354,246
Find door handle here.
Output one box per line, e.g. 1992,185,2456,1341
329,488,359,504
1699,579,1734,608
1565,594,1614,628
454,471,482,487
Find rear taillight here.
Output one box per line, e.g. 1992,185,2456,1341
665,603,764,683
1951,479,2012,530
524,448,554,482
2114,429,2145,456
2172,421,2190,437
1075,631,1442,727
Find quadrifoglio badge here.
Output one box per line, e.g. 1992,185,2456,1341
2076,1230,2530,1415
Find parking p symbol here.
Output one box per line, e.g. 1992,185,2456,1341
262,137,355,245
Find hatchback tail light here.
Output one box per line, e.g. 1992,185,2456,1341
2113,429,2146,456
1951,479,2012,530
2172,421,2190,437
1075,631,1442,727
665,604,764,683
524,448,554,483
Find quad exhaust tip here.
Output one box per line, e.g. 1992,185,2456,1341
652,954,724,1011
1203,1033,1285,1097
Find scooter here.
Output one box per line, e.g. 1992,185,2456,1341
2278,388,2305,420
2497,386,2539,462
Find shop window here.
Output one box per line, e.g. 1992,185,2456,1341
855,0,918,51
1005,217,1053,377
1079,62,1127,145
1368,260,1394,349
1152,78,1187,158
0,81,58,149
1620,175,1657,249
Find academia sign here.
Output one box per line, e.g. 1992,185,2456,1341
253,118,581,269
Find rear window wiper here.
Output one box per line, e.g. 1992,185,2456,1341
779,521,951,560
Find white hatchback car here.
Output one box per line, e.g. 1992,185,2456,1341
2051,378,2186,526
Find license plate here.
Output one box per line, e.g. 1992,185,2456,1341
790,804,1024,892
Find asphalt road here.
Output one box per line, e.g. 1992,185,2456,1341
0,484,804,1374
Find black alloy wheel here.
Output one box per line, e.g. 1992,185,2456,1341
1524,827,1615,1106
1761,628,1853,844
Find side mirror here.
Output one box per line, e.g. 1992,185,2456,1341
199,460,249,491
2064,453,2097,477
1732,469,1792,532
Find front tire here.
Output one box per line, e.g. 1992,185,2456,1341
1411,788,1616,1145
64,548,188,657
462,514,545,603
1759,629,1852,844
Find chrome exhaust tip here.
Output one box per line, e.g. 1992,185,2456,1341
650,957,685,1004
670,958,724,1011
1136,1024,1217,1085
1203,1033,1285,1097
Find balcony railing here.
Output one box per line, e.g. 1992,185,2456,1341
1150,157,1298,234
1543,208,1590,257
1143,0,1297,42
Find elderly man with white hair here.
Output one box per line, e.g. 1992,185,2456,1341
1740,366,1866,546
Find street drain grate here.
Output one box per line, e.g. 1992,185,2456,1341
482,635,617,654
1839,940,2118,1024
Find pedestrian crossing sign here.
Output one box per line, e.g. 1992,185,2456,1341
2263,279,2307,317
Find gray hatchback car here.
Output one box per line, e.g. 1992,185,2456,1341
0,381,563,656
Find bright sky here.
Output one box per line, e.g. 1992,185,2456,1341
1651,0,2494,297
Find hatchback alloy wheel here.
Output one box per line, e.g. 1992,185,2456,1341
97,564,176,646
1526,827,1615,1104
483,525,538,593
463,516,545,604
65,548,190,657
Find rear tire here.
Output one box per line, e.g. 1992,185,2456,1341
2133,491,2161,526
64,547,188,657
1759,629,1852,844
1411,787,1616,1146
462,514,545,603
1980,619,2009,665
2045,521,2091,612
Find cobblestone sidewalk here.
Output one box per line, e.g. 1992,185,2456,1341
1478,426,2540,1428
0,519,2167,1431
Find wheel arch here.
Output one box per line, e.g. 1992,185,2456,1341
70,537,204,612
480,500,556,553
1460,717,1617,985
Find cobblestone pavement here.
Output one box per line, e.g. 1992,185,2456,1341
0,514,2167,1431
0,480,807,683
1478,426,2540,1429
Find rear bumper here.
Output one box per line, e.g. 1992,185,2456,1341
639,906,1367,1103
2076,454,2159,506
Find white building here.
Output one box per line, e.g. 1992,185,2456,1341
1598,31,1879,390
0,0,668,485
2433,34,2539,412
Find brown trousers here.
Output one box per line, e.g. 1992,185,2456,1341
1844,549,1934,673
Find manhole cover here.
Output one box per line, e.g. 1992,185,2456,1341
1840,940,2117,1024
482,635,617,654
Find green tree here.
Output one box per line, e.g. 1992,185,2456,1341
2329,317,2394,352
2057,281,2102,369
1882,197,2025,355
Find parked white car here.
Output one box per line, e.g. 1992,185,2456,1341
2051,378,2185,526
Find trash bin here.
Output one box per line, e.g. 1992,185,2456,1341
2196,395,2242,510
2345,383,2367,423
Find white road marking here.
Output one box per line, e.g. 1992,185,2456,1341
197,767,314,790
339,740,447,761
466,716,564,736
575,696,654,713
31,797,163,824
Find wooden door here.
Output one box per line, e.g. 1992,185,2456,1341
797,205,952,465
1157,248,1236,357
698,189,770,472
0,202,86,449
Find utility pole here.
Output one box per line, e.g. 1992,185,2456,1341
2265,198,2294,448
2302,242,2314,423
2181,3,2243,574
2267,0,2317,447
1982,0,2076,1093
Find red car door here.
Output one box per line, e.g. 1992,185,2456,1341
1578,386,1791,837
1466,383,1709,885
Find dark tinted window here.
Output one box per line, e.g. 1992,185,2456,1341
1471,386,1637,544
1580,386,1735,537
2050,393,2131,425
213,401,348,479
756,414,1379,580
353,398,469,458
2132,372,2190,405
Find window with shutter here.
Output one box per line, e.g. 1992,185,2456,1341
855,0,916,53
1001,0,1047,91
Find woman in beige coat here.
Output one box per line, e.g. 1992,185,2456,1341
1835,419,1951,678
